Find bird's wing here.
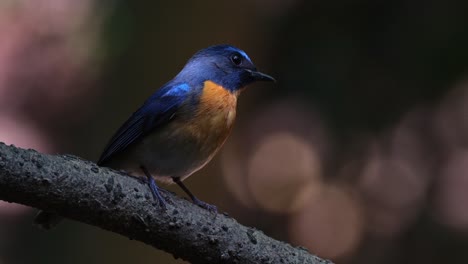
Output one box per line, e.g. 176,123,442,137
97,82,192,165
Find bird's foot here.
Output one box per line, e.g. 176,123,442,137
171,176,217,212
141,165,167,210
147,177,167,210
192,197,217,213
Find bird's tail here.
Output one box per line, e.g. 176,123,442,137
34,210,63,230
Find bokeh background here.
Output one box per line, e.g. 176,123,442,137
1,0,468,263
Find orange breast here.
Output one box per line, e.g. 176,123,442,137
198,80,238,125
183,80,238,151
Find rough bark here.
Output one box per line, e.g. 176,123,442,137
0,142,332,264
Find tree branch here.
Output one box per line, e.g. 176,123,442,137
0,142,332,264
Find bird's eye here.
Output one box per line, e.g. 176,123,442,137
231,54,242,66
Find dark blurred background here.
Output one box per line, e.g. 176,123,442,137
1,1,468,263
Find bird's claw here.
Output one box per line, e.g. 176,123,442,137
192,197,217,213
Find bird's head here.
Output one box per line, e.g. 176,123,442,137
176,45,275,93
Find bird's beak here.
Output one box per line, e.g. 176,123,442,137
247,69,276,82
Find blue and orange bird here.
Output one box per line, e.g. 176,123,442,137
34,45,274,228
97,44,274,210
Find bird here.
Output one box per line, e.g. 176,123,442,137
34,44,275,229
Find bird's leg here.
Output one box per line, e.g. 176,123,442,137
172,177,217,212
140,166,167,210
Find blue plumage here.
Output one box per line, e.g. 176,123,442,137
98,45,274,171
174,44,270,92
97,83,191,165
